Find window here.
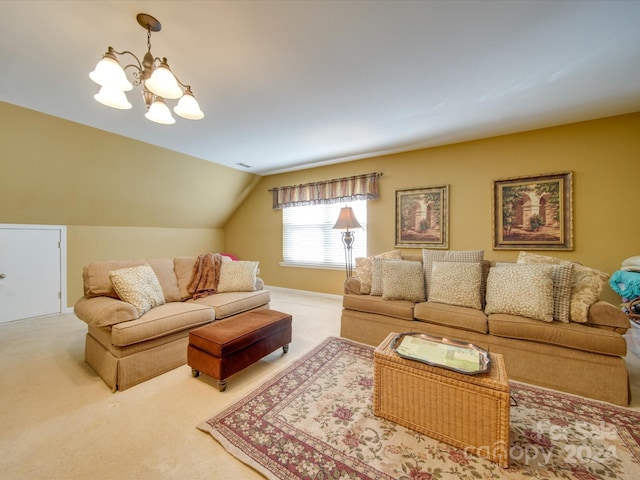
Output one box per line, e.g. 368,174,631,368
282,201,367,269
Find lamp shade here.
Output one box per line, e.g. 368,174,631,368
94,86,132,110
333,207,362,231
174,90,204,120
145,60,183,99
173,89,204,120
145,97,176,124
89,55,133,91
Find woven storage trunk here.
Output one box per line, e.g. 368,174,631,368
373,332,510,467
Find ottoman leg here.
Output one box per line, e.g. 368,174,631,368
191,368,200,378
283,344,289,353
217,379,227,392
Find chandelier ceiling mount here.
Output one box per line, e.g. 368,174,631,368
89,12,204,124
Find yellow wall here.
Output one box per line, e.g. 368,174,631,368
226,112,640,303
2,100,638,307
0,101,259,305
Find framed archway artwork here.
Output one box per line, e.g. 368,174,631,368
492,171,573,250
395,185,449,249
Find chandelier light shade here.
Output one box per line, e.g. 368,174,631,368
333,206,363,278
145,97,176,125
145,60,183,99
94,86,133,110
89,13,204,124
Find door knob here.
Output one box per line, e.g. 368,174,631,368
0,273,5,279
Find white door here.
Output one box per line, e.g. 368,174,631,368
0,225,65,323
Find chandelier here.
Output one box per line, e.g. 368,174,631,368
89,13,204,124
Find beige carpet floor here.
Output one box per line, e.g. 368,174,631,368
1,287,639,480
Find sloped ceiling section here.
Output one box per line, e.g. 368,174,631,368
1,1,639,175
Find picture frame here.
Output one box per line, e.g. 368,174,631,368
395,185,449,249
492,171,573,250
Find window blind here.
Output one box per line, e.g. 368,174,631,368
282,201,367,268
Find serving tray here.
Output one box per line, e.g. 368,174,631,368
390,332,491,375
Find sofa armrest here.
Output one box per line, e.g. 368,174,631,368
585,300,631,334
344,277,363,295
74,296,140,328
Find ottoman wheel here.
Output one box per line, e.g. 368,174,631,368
191,368,200,378
283,344,289,354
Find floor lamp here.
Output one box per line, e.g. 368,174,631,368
333,206,362,278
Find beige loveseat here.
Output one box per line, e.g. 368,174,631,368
74,256,270,391
341,250,631,406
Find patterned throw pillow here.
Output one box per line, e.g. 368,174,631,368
422,249,484,297
428,262,483,310
109,264,166,316
356,250,402,295
569,264,609,323
517,251,608,323
485,264,555,322
217,261,258,293
381,260,426,302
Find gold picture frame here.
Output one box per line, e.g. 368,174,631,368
395,185,449,249
492,171,573,250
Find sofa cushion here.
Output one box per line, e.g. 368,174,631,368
83,259,146,298
174,256,197,300
189,290,271,320
217,260,258,293
414,301,488,334
382,260,426,302
111,302,214,347
428,261,482,310
488,313,627,356
355,250,402,294
422,249,484,297
343,293,415,321
109,265,166,316
146,258,181,303
517,251,609,324
485,264,555,322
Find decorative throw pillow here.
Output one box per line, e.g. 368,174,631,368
109,264,166,317
505,257,574,323
422,249,484,297
517,251,607,323
381,260,426,302
216,260,258,292
569,264,609,323
428,262,483,310
356,250,402,295
484,264,555,322
548,263,574,323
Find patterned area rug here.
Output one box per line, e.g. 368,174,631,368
198,336,640,479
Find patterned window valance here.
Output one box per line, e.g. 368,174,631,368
269,172,383,209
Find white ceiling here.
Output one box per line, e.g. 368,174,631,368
2,1,639,175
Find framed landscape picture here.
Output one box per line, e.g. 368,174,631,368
395,185,449,249
492,171,573,250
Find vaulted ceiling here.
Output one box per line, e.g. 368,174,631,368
2,1,639,175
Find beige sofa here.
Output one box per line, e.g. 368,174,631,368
74,256,270,391
340,250,631,406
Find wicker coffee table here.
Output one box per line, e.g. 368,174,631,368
373,332,510,467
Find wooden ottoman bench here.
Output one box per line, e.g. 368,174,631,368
187,309,292,391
